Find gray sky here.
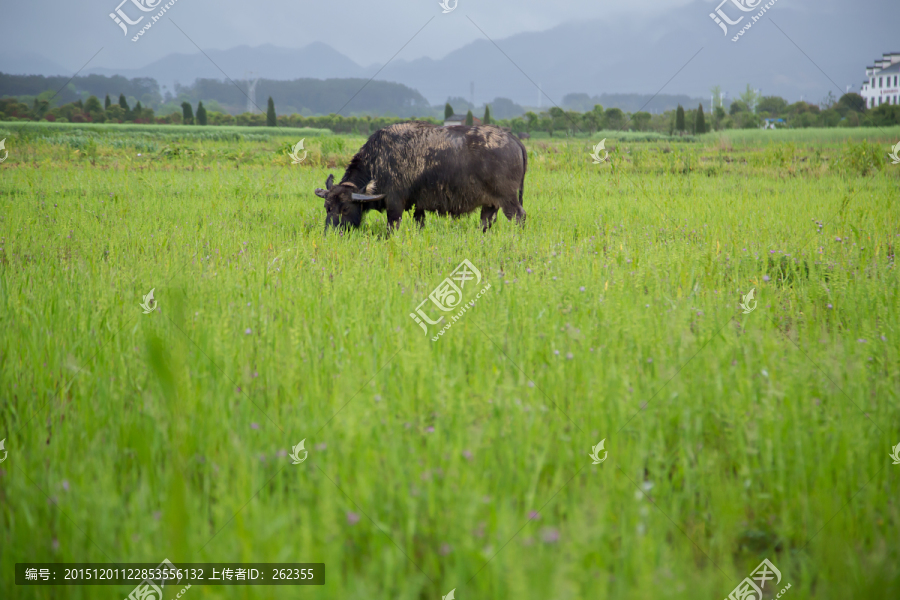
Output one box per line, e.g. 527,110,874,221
1,0,897,105
4,0,697,70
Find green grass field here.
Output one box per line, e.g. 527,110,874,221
1,123,899,599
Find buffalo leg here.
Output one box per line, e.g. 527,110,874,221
414,208,426,229
481,206,498,232
502,204,526,225
387,209,403,232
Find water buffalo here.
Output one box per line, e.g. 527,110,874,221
313,121,527,233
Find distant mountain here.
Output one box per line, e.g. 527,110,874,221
8,0,889,113
85,42,371,95
0,50,72,78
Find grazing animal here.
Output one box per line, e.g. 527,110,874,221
314,121,527,232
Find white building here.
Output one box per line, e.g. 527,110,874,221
860,51,900,109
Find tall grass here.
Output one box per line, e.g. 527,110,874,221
1,131,898,599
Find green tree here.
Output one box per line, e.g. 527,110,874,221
266,97,277,127
713,106,726,130
483,104,491,125
105,104,125,122
465,110,473,126
540,114,553,137
104,94,111,110
738,84,760,112
695,103,706,134
710,85,723,110
675,104,685,132
84,95,106,123
632,111,651,131
604,107,626,131
118,93,129,111
547,107,568,134
524,111,539,133
836,93,866,115
181,101,194,125
196,101,208,126
756,96,787,115
84,95,103,113
729,100,750,115
444,102,454,119
582,109,601,134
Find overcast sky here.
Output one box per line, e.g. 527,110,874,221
2,0,897,103
4,0,702,70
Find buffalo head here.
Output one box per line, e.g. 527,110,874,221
314,174,385,230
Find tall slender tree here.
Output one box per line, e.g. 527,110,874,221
695,103,706,134
483,104,491,125
196,101,208,126
465,110,473,126
181,101,194,125
444,102,454,119
266,97,277,127
104,94,112,110
119,94,129,111
675,104,685,133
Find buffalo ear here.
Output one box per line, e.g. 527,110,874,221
315,188,328,198
351,193,386,202
325,174,334,190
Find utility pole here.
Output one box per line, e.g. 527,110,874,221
244,70,260,114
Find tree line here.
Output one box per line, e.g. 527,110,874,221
2,83,897,134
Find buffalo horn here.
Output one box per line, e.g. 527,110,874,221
351,193,386,202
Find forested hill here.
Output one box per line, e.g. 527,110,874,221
0,72,161,107
0,72,435,117
173,78,433,117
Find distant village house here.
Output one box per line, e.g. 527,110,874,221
860,51,900,108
